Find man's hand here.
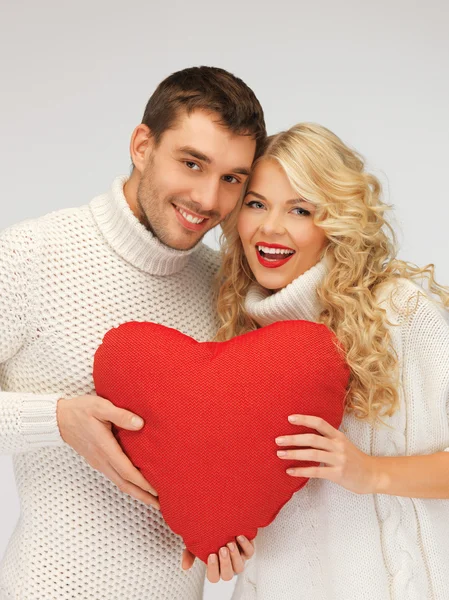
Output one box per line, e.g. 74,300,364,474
181,536,255,582
57,394,160,509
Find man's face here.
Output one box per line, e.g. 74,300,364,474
136,110,256,250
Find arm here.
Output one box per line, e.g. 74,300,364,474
0,222,159,507
372,292,449,498
232,556,258,600
277,415,449,498
277,291,449,499
373,451,449,497
0,221,63,453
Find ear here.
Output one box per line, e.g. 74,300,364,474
129,124,154,174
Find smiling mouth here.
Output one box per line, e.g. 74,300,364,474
257,245,295,258
173,204,210,231
256,244,296,268
174,205,207,224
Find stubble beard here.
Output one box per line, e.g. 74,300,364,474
136,162,221,252
136,172,197,251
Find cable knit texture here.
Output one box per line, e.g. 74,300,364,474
233,260,449,600
0,176,220,600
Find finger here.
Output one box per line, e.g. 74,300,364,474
101,461,160,509
236,536,255,561
227,540,245,574
288,415,339,438
97,429,159,496
275,433,334,451
206,554,220,583
95,398,145,431
218,546,234,581
181,549,195,571
277,448,338,465
286,465,331,479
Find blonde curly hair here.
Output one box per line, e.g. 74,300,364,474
215,123,449,424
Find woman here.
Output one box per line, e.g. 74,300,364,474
215,123,449,599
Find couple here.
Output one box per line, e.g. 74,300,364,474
1,66,449,600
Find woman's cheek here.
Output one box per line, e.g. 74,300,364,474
237,212,254,243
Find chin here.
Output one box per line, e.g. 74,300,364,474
168,233,204,251
153,224,201,251
165,239,198,251
254,272,289,292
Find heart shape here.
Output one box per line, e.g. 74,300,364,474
93,320,349,563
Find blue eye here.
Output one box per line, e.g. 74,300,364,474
245,200,265,209
291,207,311,216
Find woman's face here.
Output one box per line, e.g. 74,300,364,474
237,159,328,291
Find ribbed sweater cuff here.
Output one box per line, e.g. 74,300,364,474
21,394,65,448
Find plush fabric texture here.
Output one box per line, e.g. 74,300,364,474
93,319,349,563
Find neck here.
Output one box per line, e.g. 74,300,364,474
245,256,331,327
90,175,200,276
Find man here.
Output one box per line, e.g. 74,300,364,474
0,66,266,599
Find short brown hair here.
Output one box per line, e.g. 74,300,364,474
141,66,266,159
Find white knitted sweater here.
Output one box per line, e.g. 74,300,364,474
233,260,449,600
0,176,220,600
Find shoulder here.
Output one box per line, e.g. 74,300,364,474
37,203,93,233
0,217,40,262
376,277,447,322
1,205,94,275
376,277,449,354
1,205,91,242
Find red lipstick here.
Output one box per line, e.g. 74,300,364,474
255,242,296,269
256,242,295,250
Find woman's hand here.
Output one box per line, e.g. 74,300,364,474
181,536,255,582
276,414,379,494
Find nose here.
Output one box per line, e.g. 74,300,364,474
259,210,286,236
191,177,221,214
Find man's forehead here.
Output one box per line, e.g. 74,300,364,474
162,110,256,169
166,108,254,146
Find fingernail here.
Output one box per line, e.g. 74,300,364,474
228,542,235,552
288,415,298,423
237,536,246,544
181,556,190,570
275,437,285,445
131,416,144,428
287,469,295,475
277,450,287,457
220,547,228,558
209,554,217,564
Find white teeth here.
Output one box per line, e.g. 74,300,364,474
177,207,205,224
257,246,294,255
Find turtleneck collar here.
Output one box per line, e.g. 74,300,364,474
90,175,201,276
245,256,331,327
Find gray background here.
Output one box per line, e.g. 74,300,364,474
1,1,448,598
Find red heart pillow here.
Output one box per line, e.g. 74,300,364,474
93,320,349,563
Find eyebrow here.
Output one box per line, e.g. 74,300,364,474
178,146,251,176
245,190,307,205
179,146,211,163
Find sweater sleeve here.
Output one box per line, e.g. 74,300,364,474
398,284,449,453
232,559,257,600
0,221,64,454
